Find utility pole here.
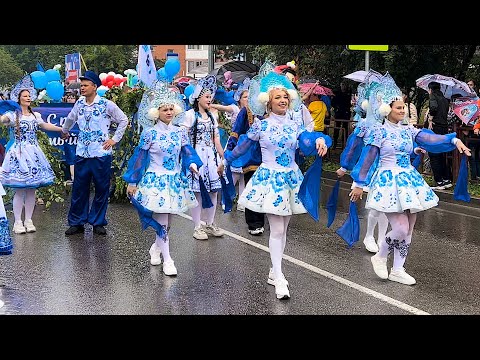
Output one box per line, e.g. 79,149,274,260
208,45,215,73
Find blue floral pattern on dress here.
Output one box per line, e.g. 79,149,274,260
163,157,175,170
273,195,283,207
0,217,13,254
275,152,291,167
396,154,410,168
376,170,393,187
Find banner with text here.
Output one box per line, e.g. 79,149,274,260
34,104,79,164
65,53,82,87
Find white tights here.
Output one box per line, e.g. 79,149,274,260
152,213,172,263
378,211,417,270
191,192,218,228
266,214,291,281
13,189,36,223
232,173,245,198
364,209,389,243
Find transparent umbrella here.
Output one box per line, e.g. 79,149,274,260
416,74,477,99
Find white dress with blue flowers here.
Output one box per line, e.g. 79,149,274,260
238,113,308,216
181,109,226,192
133,122,198,214
364,120,438,213
0,112,55,189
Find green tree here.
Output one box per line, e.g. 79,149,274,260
1,45,137,78
0,47,24,86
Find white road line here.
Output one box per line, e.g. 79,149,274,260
178,213,430,315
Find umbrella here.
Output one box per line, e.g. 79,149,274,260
174,76,195,85
298,82,334,96
343,70,383,83
210,61,259,87
66,82,81,90
452,96,480,125
416,74,476,99
298,76,331,87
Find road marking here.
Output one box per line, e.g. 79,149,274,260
177,213,430,315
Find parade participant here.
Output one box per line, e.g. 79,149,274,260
224,61,332,300
225,97,265,235
123,80,202,275
61,71,129,236
349,73,471,285
0,75,64,234
335,72,390,253
178,75,226,240
211,78,251,212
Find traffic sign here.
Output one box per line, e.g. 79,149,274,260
347,45,389,51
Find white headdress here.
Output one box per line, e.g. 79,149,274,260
10,74,37,102
247,61,301,116
137,80,185,129
365,72,402,122
189,75,217,105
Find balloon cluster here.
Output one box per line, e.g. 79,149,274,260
124,69,138,88
156,57,181,83
99,72,127,89
30,64,64,102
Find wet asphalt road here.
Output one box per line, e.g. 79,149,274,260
1,178,480,315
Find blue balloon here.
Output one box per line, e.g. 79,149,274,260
97,87,108,97
45,69,61,82
46,81,64,101
184,84,195,99
132,75,138,86
157,67,167,81
30,71,47,90
164,58,181,78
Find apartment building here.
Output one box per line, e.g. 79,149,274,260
152,45,226,79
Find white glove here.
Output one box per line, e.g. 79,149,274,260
189,163,198,174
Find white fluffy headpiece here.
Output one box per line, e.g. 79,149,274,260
137,80,185,129
247,61,301,116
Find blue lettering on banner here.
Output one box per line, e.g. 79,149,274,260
33,104,79,165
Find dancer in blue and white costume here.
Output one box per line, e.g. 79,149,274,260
224,61,332,300
211,77,252,212
178,75,228,241
123,80,202,276
0,75,64,234
349,73,471,285
336,70,390,253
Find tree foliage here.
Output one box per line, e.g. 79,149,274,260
0,45,137,83
0,47,25,86
219,45,479,113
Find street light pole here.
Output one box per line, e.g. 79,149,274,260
208,45,215,73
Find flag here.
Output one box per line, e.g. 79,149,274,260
36,61,45,72
137,45,157,88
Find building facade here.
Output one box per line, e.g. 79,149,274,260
152,45,226,79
